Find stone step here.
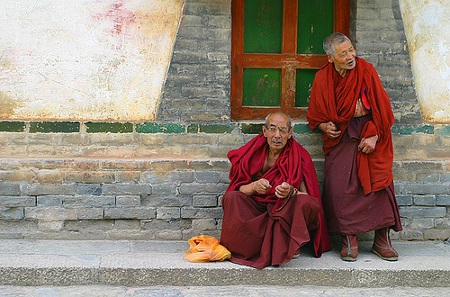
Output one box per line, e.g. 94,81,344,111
0,239,449,287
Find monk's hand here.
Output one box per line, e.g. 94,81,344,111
319,121,341,139
275,182,291,199
252,178,272,194
358,135,378,154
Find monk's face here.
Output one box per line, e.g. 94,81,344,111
328,39,356,75
262,113,293,153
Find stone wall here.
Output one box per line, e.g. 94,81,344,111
0,0,449,241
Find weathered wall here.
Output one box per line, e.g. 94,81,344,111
0,0,449,241
0,0,184,121
399,0,450,123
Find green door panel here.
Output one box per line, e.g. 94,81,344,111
297,0,334,54
243,68,281,106
244,0,283,53
295,69,317,107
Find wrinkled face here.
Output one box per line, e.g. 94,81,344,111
262,113,293,153
328,39,356,74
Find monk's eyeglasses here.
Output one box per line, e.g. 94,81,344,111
265,124,290,134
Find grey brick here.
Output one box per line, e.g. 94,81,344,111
113,220,141,230
423,229,450,241
141,218,191,231
141,171,194,185
141,194,183,207
157,207,181,219
404,184,448,195
104,207,156,220
195,171,222,183
76,184,102,195
116,195,141,207
25,207,77,221
38,221,63,232
396,195,413,206
63,195,115,207
415,172,440,183
399,206,447,218
22,184,76,196
192,195,218,207
179,183,227,195
146,184,177,196
181,207,223,219
0,183,20,196
191,218,218,230
0,207,24,220
413,195,436,206
102,184,152,196
63,220,116,234
0,196,36,207
400,230,424,240
435,218,450,228
441,173,450,183
406,218,435,229
37,195,63,206
76,208,104,220
436,195,450,206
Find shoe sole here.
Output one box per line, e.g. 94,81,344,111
371,248,398,261
341,256,357,262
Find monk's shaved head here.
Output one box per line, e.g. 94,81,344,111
264,111,292,129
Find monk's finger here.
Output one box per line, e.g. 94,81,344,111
260,179,271,188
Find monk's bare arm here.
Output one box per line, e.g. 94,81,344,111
298,180,308,195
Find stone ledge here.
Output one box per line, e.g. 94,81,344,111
0,239,449,287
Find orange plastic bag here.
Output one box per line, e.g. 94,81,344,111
184,234,231,262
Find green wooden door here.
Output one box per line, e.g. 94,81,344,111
231,0,349,120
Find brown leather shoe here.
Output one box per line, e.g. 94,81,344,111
371,228,399,261
341,234,358,262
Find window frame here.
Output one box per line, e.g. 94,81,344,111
230,0,350,120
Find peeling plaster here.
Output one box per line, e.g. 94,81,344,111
399,0,450,123
0,0,184,121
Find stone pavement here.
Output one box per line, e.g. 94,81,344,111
0,239,449,294
0,285,448,297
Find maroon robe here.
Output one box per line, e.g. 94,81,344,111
307,57,402,234
220,134,331,269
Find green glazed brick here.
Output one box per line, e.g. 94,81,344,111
293,123,312,134
0,121,26,132
436,125,450,136
392,125,414,135
415,125,434,134
241,123,264,134
187,124,199,133
29,122,80,133
393,125,436,135
85,122,133,133
199,124,235,133
136,123,184,133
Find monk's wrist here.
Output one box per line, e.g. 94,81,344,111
286,187,298,199
318,122,327,133
240,182,256,195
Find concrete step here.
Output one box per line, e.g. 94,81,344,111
0,239,449,288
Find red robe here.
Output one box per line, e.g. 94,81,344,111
220,134,331,269
307,57,395,195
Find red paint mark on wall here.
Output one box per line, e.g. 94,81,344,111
94,0,136,35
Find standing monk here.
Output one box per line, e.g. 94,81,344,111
307,33,402,262
220,111,331,269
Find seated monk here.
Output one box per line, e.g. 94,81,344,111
219,111,331,269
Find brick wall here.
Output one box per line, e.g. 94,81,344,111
0,0,449,241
